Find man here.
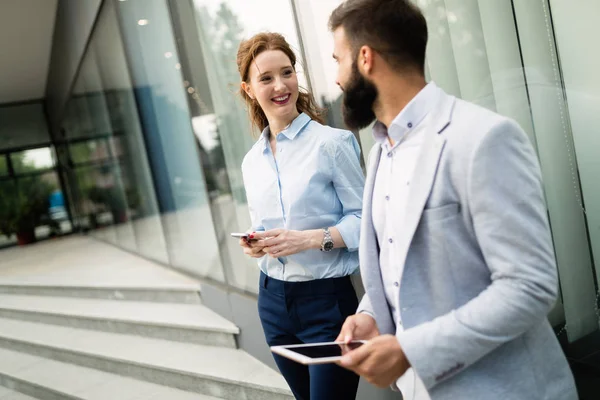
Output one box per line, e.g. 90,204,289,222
329,0,578,399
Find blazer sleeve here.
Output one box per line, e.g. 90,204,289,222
396,119,558,389
357,293,374,316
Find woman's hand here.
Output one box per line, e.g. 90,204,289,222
239,235,266,258
253,229,319,258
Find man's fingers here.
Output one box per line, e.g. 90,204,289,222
336,317,356,343
340,343,370,368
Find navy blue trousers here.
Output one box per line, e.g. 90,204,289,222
258,272,360,400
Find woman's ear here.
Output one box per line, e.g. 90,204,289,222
241,82,254,100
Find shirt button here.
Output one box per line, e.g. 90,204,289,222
388,238,393,243
407,181,410,186
385,195,390,201
407,122,413,128
387,152,393,158
394,282,399,287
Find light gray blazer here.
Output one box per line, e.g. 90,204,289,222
357,88,578,399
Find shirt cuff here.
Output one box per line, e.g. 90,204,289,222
335,214,361,251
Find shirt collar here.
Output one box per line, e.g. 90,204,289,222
373,82,441,144
260,112,312,146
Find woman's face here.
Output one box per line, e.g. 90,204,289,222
243,50,300,126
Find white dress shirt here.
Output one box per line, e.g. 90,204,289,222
372,82,442,400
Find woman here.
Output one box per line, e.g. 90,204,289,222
236,32,364,400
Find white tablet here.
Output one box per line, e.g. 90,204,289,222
270,340,366,365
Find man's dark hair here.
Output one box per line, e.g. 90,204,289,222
329,0,428,74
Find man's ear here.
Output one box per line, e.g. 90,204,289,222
241,82,254,100
357,45,375,76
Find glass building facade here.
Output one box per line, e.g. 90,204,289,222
0,102,73,248
4,0,595,397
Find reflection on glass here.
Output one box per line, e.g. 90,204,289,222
549,0,600,308
94,0,169,262
116,0,224,281
11,147,55,174
58,0,170,262
69,140,110,165
293,0,368,165
73,48,136,251
294,0,345,123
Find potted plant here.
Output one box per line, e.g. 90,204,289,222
0,176,54,245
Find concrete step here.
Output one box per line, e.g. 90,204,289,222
0,384,40,400
0,347,223,400
0,318,293,400
0,295,238,348
0,284,201,304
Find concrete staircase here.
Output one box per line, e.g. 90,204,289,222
0,238,293,400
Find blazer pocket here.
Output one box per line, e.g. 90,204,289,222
421,202,460,222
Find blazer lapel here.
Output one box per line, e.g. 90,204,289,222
395,94,456,274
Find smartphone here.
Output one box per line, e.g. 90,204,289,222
270,341,366,365
231,232,258,241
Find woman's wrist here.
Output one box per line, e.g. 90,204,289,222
304,229,323,250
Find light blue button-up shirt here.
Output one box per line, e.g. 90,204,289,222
241,113,364,281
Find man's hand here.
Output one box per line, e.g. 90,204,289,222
239,235,266,258
254,229,315,257
339,334,410,388
336,313,380,343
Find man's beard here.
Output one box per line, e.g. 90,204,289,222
341,62,378,131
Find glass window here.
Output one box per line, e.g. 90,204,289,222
294,0,344,125
293,0,371,163
10,147,55,174
59,0,170,262
0,103,50,151
69,139,111,165
550,0,600,306
73,164,119,243
115,0,224,281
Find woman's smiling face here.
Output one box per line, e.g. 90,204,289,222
243,49,300,126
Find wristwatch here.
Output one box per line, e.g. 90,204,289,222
320,228,334,252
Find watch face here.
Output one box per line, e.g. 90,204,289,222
324,241,334,251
